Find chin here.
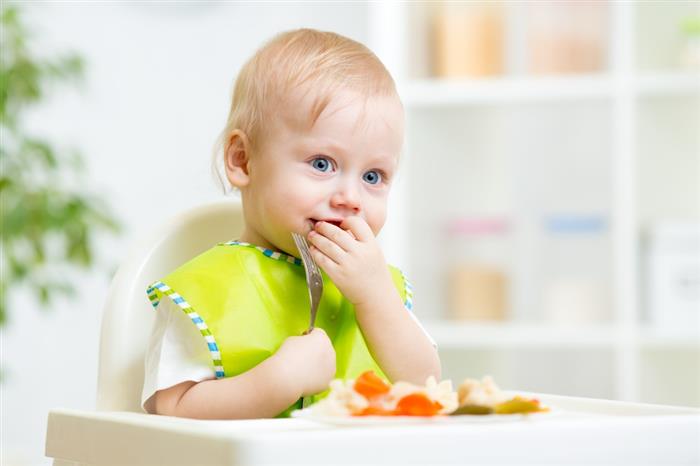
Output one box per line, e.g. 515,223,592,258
271,237,299,257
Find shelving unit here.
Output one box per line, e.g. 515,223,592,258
369,1,699,406
401,71,699,106
401,74,614,105
636,71,700,95
422,321,617,349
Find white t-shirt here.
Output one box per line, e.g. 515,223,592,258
141,293,437,413
141,298,215,412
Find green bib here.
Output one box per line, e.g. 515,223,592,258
146,241,412,417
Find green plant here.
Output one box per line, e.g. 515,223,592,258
0,5,120,326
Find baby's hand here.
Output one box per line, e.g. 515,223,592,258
308,217,393,307
276,328,336,396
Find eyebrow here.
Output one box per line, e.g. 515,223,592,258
303,138,397,168
306,138,347,157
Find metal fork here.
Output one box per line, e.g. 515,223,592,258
292,232,324,410
292,232,324,335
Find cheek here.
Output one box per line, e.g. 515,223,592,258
364,196,388,235
271,182,320,220
279,183,316,205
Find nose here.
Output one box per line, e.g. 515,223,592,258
330,181,361,215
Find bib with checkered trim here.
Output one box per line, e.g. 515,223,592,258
146,241,413,418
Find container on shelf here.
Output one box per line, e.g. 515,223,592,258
540,214,610,324
645,222,700,330
431,2,504,78
526,1,608,75
445,216,510,321
680,16,700,70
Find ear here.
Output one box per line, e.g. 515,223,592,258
224,129,251,188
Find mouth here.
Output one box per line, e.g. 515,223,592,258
310,218,343,228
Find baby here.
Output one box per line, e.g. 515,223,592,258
142,28,440,419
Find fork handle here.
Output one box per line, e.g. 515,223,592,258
298,326,313,409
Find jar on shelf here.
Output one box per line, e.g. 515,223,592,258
445,216,510,321
526,1,608,75
431,1,505,78
539,214,610,324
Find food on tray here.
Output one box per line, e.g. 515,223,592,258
455,376,548,415
313,371,458,417
309,372,548,418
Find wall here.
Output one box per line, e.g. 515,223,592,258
1,4,369,464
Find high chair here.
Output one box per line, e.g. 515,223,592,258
46,199,279,466
95,199,246,412
45,200,700,466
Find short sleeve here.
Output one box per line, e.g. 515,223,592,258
141,298,216,413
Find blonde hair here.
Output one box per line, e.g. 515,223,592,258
213,28,399,192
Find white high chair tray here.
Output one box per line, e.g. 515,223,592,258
46,393,699,466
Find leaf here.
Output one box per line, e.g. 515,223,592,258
22,138,57,168
0,176,11,192
0,294,6,326
8,255,28,280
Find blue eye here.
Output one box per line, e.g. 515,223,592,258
363,170,382,185
310,157,332,172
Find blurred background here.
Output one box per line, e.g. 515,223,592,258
1,2,698,464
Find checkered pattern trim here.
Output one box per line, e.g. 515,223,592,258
223,241,415,310
220,241,302,266
396,269,436,348
397,268,414,311
146,281,225,378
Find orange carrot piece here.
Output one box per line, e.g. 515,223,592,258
354,371,391,399
394,393,442,416
354,405,395,416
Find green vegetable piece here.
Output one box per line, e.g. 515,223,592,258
450,404,494,415
494,397,543,415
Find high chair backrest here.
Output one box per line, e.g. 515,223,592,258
96,199,244,411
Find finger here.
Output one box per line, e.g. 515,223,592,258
313,221,355,252
309,241,341,270
308,230,344,263
340,216,374,242
308,327,328,338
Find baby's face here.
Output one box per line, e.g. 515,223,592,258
239,88,404,256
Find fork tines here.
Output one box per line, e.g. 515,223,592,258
292,232,320,274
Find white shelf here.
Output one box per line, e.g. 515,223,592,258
400,72,699,107
639,326,700,350
400,74,613,107
424,321,700,351
423,321,617,349
635,71,700,96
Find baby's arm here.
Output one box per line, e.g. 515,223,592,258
153,350,299,419
353,281,440,385
152,328,336,419
308,218,441,385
